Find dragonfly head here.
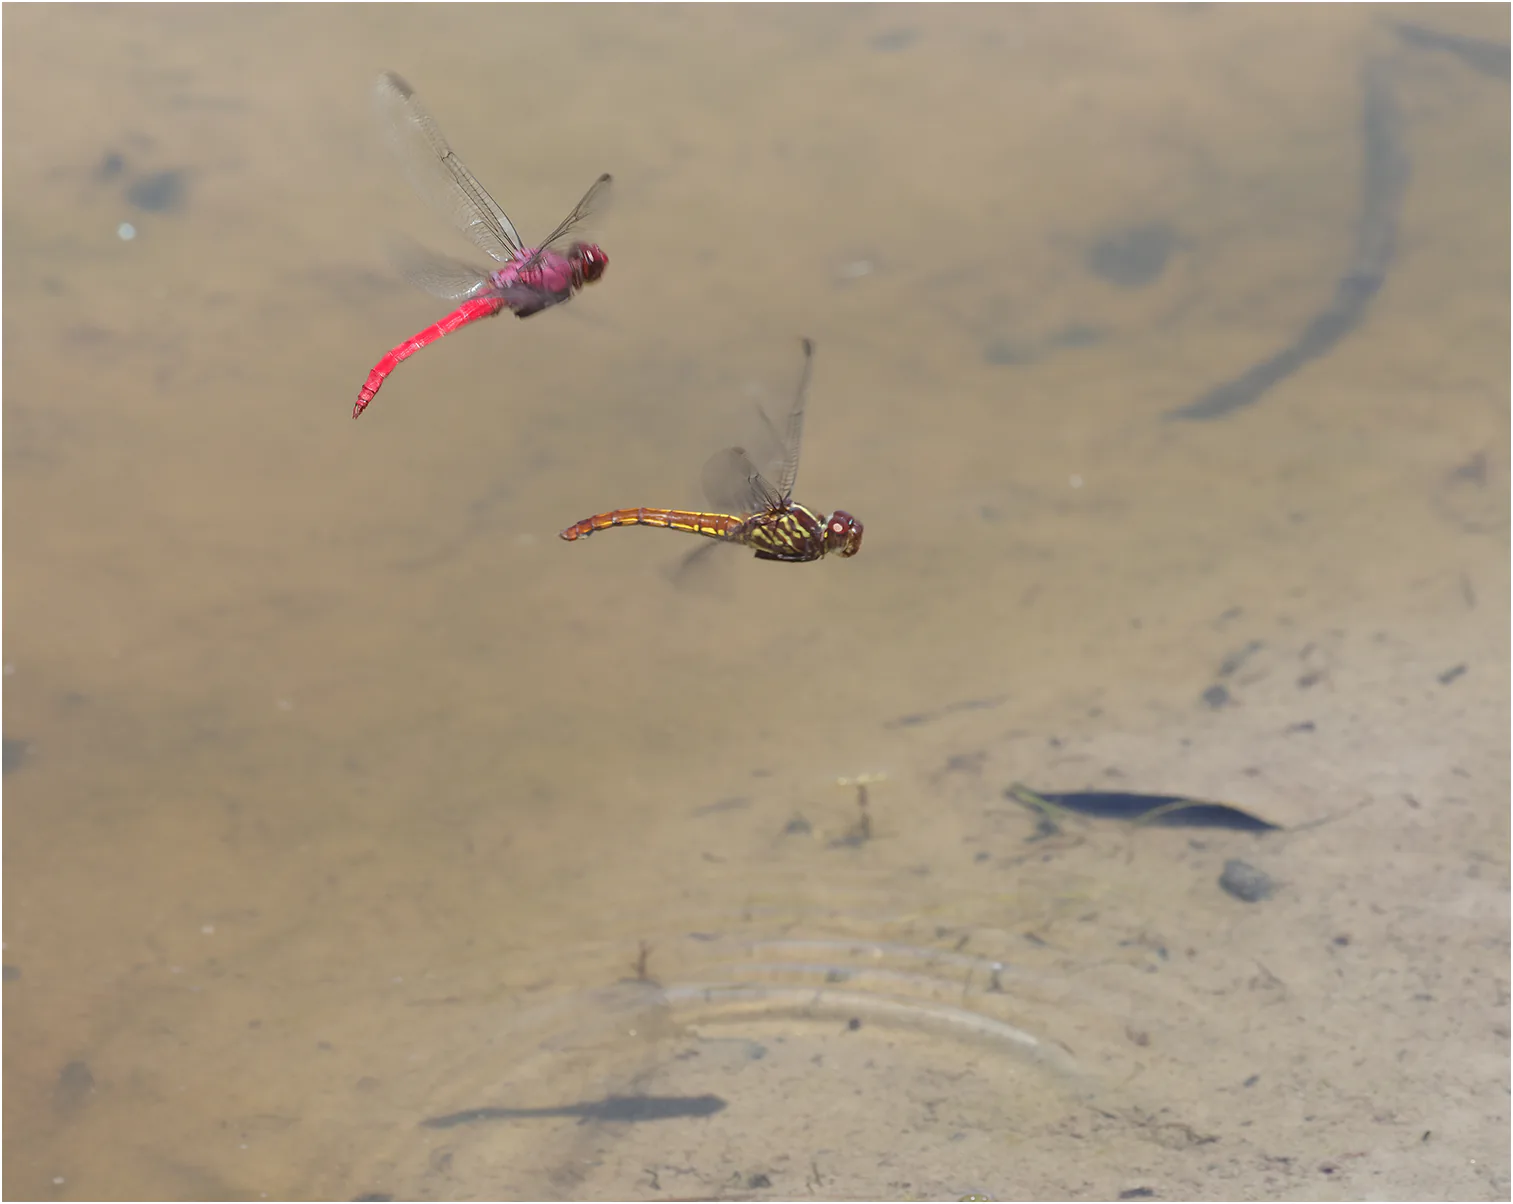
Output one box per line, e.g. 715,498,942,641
570,243,609,286
823,510,864,558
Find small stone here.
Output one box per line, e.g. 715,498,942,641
126,169,187,214
1219,859,1275,902
983,338,1035,366
1086,222,1177,288
1045,323,1106,349
870,28,917,52
54,1060,95,1114
1201,683,1231,709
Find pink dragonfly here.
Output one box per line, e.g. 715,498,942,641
353,72,611,418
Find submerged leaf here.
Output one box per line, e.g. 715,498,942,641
1006,783,1281,832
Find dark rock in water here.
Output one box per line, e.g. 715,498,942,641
871,28,918,52
1201,684,1232,710
983,337,1035,366
97,150,127,180
1087,222,1177,288
985,325,1104,367
126,169,187,213
1219,859,1275,902
55,1060,95,1114
3,737,28,775
2,964,19,982
1045,323,1107,350
1218,639,1265,677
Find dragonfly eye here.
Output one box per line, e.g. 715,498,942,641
573,244,608,284
826,511,864,558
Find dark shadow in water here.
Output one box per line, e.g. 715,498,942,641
3,737,29,775
1171,23,1510,421
1393,22,1511,81
421,1093,728,1129
1168,57,1410,421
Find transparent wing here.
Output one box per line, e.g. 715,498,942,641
667,538,728,589
699,338,815,513
374,71,524,263
700,447,784,516
770,337,814,500
534,173,613,253
385,235,495,302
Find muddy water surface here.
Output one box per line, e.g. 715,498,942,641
4,5,1508,1200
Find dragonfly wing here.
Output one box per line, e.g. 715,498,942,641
772,337,814,500
534,173,613,253
374,72,524,264
698,340,815,513
667,538,728,588
386,235,496,302
701,446,783,517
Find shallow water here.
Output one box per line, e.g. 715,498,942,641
4,4,1508,1200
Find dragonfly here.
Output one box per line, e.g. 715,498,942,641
559,339,863,563
353,71,611,418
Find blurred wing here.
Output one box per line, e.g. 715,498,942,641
701,446,784,517
698,339,816,513
667,538,729,589
771,338,814,500
386,235,495,302
534,173,613,253
374,71,524,263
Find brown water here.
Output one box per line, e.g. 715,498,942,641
4,4,1508,1200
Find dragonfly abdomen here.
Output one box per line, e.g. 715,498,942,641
559,508,744,542
353,296,507,418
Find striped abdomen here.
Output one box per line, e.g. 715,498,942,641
559,508,746,542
